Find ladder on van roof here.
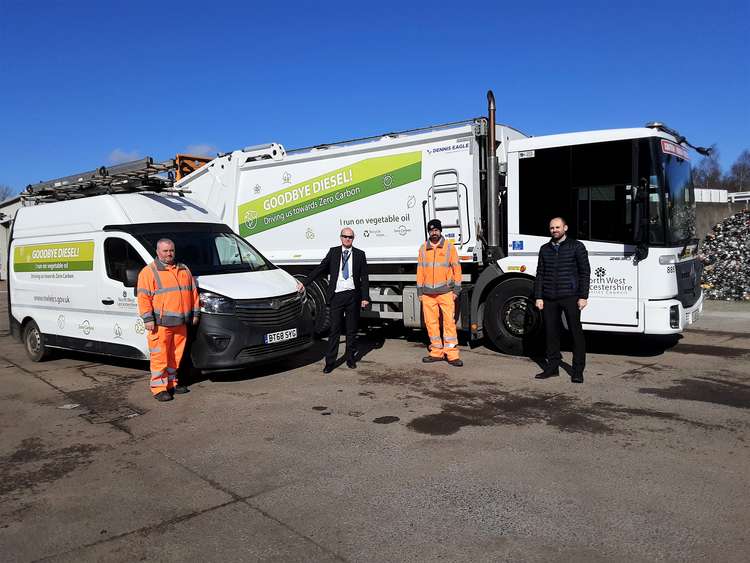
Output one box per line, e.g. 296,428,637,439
24,155,211,201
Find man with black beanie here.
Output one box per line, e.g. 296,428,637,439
534,217,591,383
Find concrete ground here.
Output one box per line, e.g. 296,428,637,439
1,286,749,562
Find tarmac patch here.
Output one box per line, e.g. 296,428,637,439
359,367,723,436
373,416,400,424
66,384,144,424
639,377,750,409
670,343,750,359
0,437,100,497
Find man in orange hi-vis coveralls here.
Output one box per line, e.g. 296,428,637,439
417,219,463,367
137,238,200,402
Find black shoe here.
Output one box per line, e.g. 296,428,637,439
153,391,173,402
447,359,463,367
534,368,560,379
571,373,584,383
422,356,444,363
323,365,334,374
346,361,357,369
173,385,189,394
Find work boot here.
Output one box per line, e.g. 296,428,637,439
534,368,560,379
571,372,584,384
153,391,173,402
447,359,463,367
422,356,444,363
172,385,189,394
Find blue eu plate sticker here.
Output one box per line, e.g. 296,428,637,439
512,240,524,250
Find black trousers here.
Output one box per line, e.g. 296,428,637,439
542,296,586,374
326,289,360,366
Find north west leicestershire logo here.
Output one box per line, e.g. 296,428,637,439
595,267,606,278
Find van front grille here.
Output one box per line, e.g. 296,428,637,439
234,294,304,327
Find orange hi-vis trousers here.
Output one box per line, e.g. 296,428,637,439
422,293,459,361
146,324,187,395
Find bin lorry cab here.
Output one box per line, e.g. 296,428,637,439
8,191,313,368
177,91,705,355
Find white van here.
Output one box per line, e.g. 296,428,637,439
8,192,313,369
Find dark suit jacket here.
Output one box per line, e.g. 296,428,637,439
305,246,369,303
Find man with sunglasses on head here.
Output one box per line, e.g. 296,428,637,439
303,228,370,374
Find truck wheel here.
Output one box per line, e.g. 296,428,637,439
23,320,50,362
483,279,542,355
305,280,331,336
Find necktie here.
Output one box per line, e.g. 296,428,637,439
342,249,350,280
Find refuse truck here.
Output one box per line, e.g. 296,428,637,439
176,91,705,354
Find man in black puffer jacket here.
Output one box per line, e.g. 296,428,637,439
534,217,591,383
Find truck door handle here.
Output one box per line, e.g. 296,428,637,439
102,299,114,305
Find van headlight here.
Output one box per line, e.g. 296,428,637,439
199,291,236,315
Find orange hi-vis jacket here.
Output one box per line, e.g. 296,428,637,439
137,260,200,326
416,237,462,297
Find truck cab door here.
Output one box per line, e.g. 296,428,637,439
97,235,150,358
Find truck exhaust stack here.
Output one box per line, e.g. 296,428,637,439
486,90,500,255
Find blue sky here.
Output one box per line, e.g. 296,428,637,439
1,0,747,194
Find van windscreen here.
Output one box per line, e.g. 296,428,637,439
135,230,275,276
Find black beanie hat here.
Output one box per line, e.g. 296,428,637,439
427,219,442,231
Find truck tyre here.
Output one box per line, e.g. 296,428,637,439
483,278,543,356
306,280,331,336
23,320,50,362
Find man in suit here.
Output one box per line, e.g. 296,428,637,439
304,227,369,373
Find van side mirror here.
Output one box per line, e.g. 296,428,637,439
124,268,139,288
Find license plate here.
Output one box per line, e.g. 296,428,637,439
264,328,297,344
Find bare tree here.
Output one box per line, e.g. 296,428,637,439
692,145,724,190
0,183,18,202
726,150,750,193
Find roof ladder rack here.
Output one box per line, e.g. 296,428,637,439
24,157,183,201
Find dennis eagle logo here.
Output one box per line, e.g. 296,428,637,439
595,267,607,278
244,210,258,230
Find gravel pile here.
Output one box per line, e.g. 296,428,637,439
699,209,750,300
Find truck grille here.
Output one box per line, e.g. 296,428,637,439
234,293,304,327
235,336,312,362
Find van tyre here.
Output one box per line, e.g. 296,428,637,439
23,320,50,362
483,278,543,356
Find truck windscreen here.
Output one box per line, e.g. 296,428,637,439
661,151,695,246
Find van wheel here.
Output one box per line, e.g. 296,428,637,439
305,280,330,336
23,320,50,362
483,279,543,355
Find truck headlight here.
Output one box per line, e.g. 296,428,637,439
199,291,236,314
